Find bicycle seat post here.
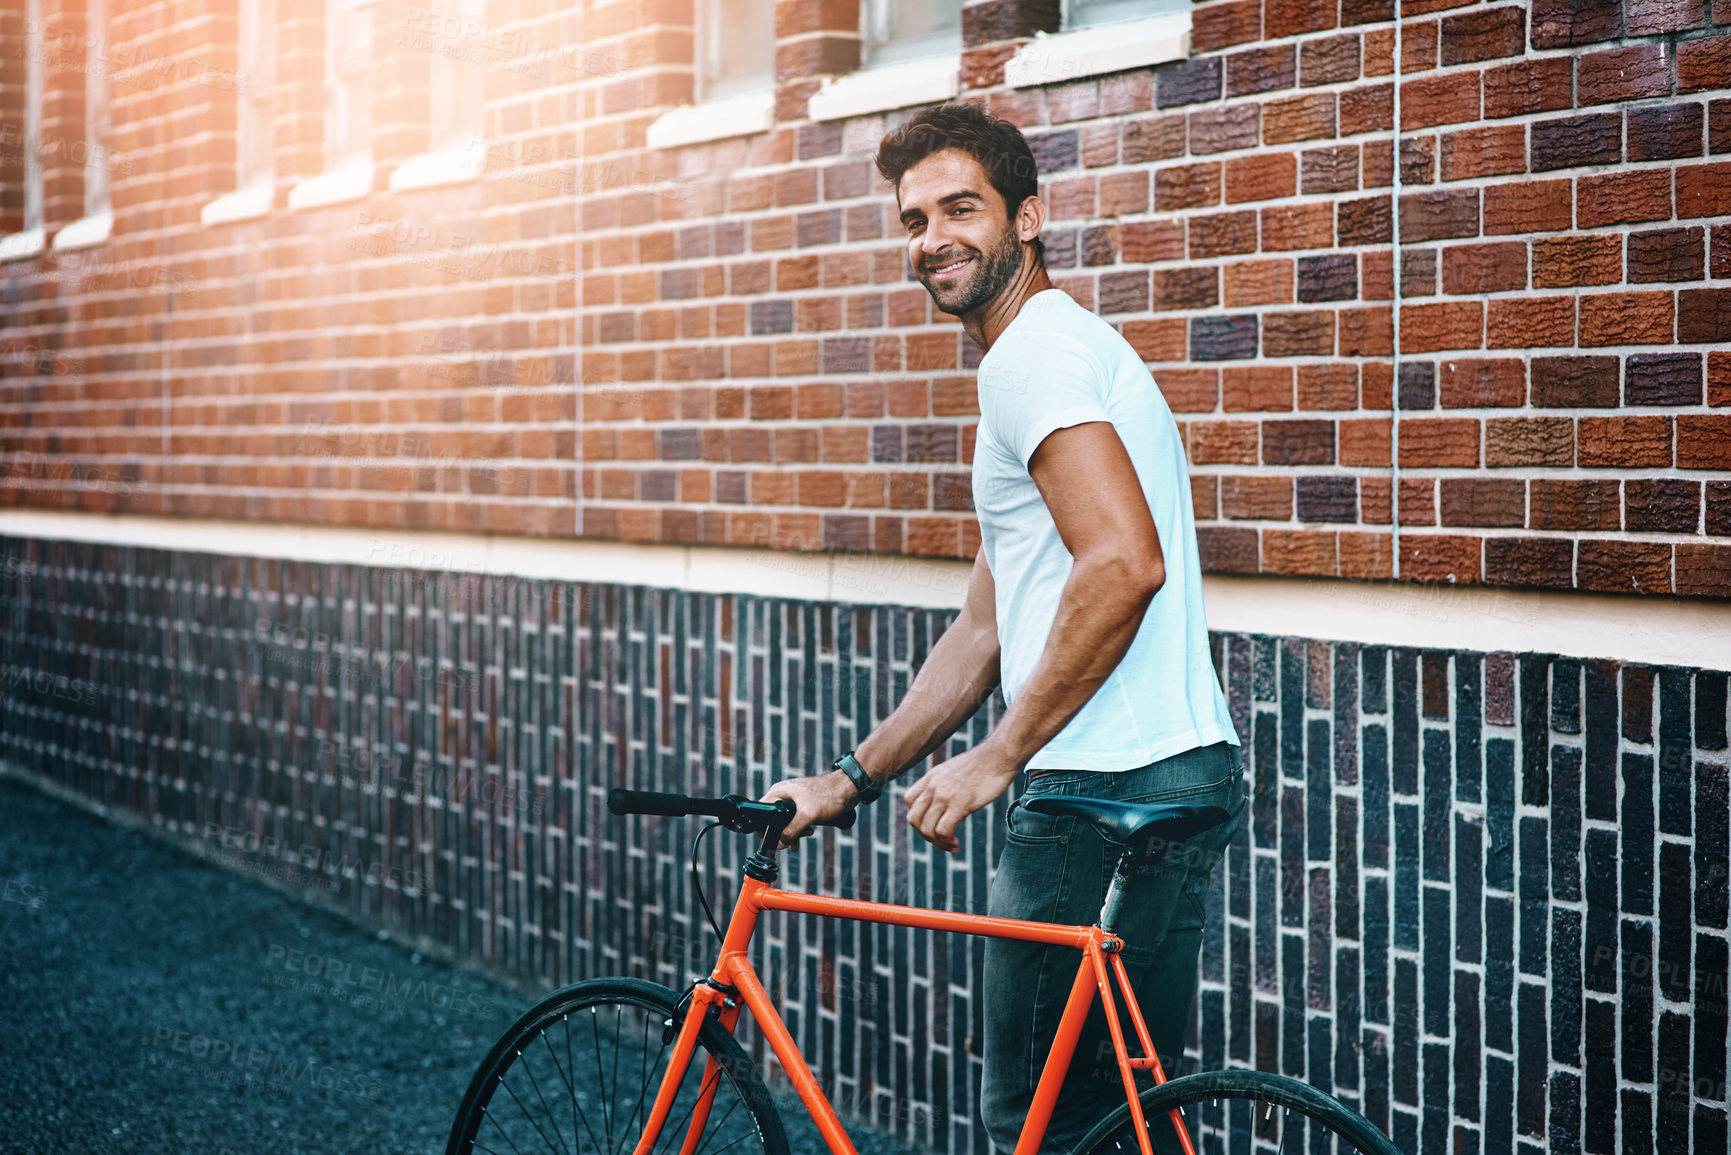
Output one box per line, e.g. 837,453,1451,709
1098,850,1136,936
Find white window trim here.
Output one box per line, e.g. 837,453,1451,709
0,227,47,263
1004,10,1190,89
201,183,274,226
807,53,960,124
388,145,483,192
288,163,374,210
646,89,775,150
50,210,113,251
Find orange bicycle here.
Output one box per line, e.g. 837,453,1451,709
448,789,1402,1155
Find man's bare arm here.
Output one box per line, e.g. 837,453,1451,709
855,553,1001,778
904,420,1163,851
763,551,1002,841
980,420,1165,767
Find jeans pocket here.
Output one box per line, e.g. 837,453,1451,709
1005,796,1072,845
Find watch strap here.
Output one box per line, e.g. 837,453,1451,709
833,751,881,804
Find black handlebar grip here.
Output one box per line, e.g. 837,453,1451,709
607,788,690,817
820,810,857,831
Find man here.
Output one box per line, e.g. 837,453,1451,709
763,102,1246,1154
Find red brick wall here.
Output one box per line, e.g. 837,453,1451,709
2,0,1728,594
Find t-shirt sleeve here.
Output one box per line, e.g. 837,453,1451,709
989,334,1112,468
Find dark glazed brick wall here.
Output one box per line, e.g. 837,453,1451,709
1,536,1728,1154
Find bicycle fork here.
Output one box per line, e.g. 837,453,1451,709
630,981,733,1155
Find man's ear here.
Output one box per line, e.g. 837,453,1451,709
1016,193,1047,246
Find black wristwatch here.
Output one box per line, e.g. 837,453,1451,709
832,751,881,805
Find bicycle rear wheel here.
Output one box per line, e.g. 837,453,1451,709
447,977,790,1155
1070,1069,1404,1155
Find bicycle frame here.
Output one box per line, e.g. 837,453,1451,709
633,872,1197,1155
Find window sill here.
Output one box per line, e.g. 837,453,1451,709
0,227,47,263
388,146,483,192
287,164,374,211
808,53,960,123
1003,11,1191,89
201,184,274,226
51,210,113,251
646,90,776,150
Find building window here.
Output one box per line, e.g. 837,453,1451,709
238,0,276,188
82,0,111,217
1064,0,1186,29
327,0,376,168
861,0,962,68
698,0,774,101
427,0,485,152
21,0,44,231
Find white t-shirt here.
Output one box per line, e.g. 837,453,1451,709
972,288,1241,771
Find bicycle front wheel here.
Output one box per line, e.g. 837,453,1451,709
1071,1069,1404,1155
447,977,789,1155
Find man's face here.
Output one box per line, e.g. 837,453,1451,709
897,149,1026,317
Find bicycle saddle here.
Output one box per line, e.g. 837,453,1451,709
1023,797,1232,861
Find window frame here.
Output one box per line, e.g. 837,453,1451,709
695,0,774,103
858,0,963,70
237,0,276,192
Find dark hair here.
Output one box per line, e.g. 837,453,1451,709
875,102,1044,263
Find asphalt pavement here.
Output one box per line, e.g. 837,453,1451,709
0,775,934,1155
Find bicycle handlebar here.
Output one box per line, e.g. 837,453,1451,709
607,788,857,833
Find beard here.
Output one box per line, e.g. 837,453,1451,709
915,223,1024,317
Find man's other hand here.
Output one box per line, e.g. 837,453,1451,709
904,744,1021,855
761,772,857,848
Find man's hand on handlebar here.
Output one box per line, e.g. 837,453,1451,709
761,772,858,848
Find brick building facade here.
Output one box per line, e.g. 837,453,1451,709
0,0,1726,587
2,0,1729,1152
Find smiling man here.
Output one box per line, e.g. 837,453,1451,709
764,102,1246,1153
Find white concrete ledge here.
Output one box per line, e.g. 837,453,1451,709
646,90,776,150
50,210,113,252
201,184,273,226
388,146,483,192
288,164,374,211
1004,12,1191,89
808,54,960,123
0,227,47,263
0,511,1726,669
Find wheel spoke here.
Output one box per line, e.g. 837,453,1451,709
450,986,784,1155
519,1046,575,1155
482,1098,534,1155
690,1092,744,1155
650,1059,728,1155
611,1012,670,1155
538,1020,603,1155
497,1073,568,1155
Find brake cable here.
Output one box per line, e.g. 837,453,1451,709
690,819,728,946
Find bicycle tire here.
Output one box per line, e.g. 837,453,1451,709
1069,1069,1405,1155
447,977,790,1155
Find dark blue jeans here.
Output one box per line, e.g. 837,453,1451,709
980,740,1246,1155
